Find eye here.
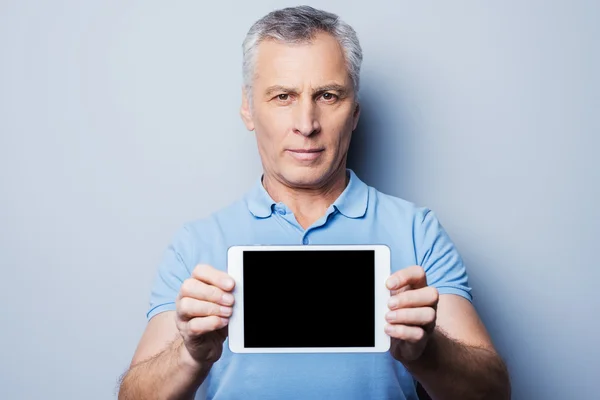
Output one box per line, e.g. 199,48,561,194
277,94,289,101
320,92,338,102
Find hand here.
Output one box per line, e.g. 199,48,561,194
175,264,235,365
385,265,439,363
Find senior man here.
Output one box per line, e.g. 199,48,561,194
119,6,510,400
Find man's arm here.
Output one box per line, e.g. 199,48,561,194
385,266,510,400
119,264,236,400
404,295,510,400
118,311,209,400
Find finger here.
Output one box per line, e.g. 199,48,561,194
385,307,436,326
179,278,235,306
390,284,412,297
177,298,233,321
187,315,229,336
387,286,439,310
386,265,427,291
192,264,235,292
384,324,426,343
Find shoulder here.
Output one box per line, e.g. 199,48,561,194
180,197,250,240
168,197,251,256
367,185,433,225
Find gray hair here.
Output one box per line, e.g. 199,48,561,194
242,6,363,102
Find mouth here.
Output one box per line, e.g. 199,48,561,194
286,148,325,161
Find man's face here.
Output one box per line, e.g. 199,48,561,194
241,32,360,188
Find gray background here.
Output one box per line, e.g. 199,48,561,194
1,1,598,399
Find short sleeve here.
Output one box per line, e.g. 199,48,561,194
414,208,473,302
146,225,196,320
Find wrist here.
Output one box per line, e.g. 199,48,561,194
176,338,213,378
402,330,442,374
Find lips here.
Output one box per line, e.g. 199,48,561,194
286,148,324,161
288,149,324,153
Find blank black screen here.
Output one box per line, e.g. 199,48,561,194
243,250,375,348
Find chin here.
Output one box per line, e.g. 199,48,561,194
280,165,332,188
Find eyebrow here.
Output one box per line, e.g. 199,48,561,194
264,84,349,98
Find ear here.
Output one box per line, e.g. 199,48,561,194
352,102,361,131
240,87,255,131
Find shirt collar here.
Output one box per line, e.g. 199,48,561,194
246,175,277,218
246,169,369,219
332,169,369,218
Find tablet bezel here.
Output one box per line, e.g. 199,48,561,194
227,244,391,353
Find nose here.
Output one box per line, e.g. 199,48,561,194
293,98,321,137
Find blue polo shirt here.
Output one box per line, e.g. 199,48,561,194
147,169,472,400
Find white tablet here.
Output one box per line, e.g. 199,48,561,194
227,244,391,353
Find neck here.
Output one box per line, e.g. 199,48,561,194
262,166,349,229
